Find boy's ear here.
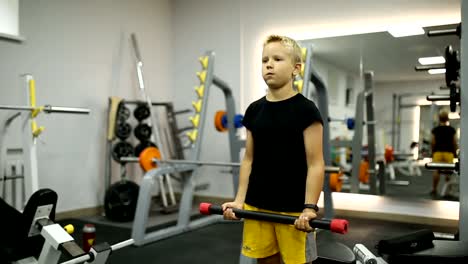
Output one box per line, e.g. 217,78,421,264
293,63,302,76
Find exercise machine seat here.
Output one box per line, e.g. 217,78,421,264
0,188,57,262
387,240,468,264
315,240,356,264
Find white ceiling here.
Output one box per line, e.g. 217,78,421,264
303,24,460,83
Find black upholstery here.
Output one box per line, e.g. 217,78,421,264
0,188,57,263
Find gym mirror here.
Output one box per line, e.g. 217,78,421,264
301,23,460,202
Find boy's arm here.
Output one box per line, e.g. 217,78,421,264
234,129,254,203
303,122,325,206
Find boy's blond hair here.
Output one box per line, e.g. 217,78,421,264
263,35,302,64
439,109,449,123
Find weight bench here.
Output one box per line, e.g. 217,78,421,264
387,240,468,264
1,188,58,262
377,229,468,264
1,188,89,264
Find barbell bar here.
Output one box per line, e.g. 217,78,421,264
199,203,348,234
120,147,341,173
60,239,135,264
427,23,461,38
0,104,90,114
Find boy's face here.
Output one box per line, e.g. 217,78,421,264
262,42,300,89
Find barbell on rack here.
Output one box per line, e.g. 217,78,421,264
328,117,377,130
426,88,460,112
0,105,90,115
415,45,460,88
120,146,342,174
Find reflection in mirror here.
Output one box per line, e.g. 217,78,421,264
300,24,460,202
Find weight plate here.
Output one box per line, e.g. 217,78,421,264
112,141,134,163
134,141,157,157
134,123,152,141
214,110,227,132
139,146,161,172
115,122,132,140
117,103,130,122
104,181,139,222
134,103,151,121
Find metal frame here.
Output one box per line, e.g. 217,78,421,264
131,50,245,246
300,44,334,219
459,0,467,241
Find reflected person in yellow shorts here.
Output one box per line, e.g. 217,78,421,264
222,35,325,264
431,110,458,197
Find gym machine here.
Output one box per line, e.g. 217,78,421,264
125,50,246,246
0,74,89,210
1,188,134,264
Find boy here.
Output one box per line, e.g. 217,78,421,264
431,110,458,197
222,35,325,264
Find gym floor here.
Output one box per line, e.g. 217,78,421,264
58,215,457,264
55,166,458,263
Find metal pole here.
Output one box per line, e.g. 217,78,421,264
59,239,134,264
120,157,341,173
396,95,402,151
120,156,341,173
364,72,377,195
0,105,90,114
213,75,242,194
460,0,468,241
391,93,396,148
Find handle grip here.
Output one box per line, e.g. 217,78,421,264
199,203,348,234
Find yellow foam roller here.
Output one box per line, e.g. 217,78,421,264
29,78,36,108
294,80,304,93
63,224,74,234
195,85,205,98
32,126,45,138
31,106,45,118
199,56,209,69
301,47,307,61
187,129,198,142
189,114,200,128
192,100,202,113
197,71,207,83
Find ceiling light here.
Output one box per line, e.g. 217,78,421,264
388,26,425,37
418,56,446,65
428,69,446,74
449,112,460,119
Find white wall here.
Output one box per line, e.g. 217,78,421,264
0,0,173,212
172,0,241,198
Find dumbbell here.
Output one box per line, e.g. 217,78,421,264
199,203,348,234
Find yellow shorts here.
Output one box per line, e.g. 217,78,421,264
241,204,317,264
432,152,454,163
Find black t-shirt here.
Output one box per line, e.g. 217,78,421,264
431,125,457,153
242,93,323,212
